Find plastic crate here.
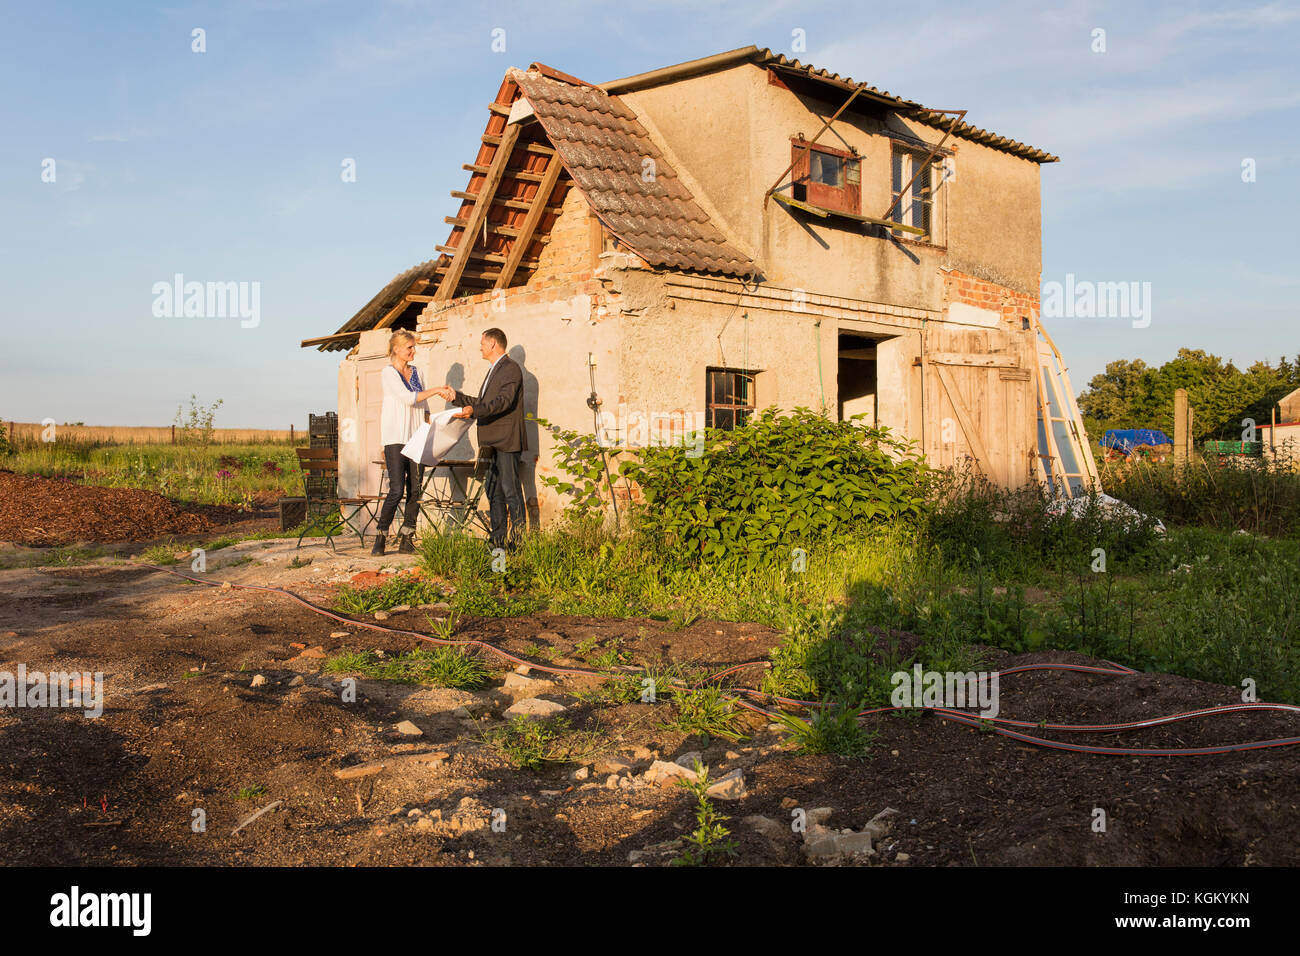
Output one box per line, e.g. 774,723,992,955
309,412,338,451
1202,440,1263,456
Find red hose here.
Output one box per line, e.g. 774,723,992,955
136,563,1300,757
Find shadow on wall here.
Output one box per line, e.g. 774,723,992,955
438,362,474,461
511,344,542,530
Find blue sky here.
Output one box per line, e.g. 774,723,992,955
1,0,1296,427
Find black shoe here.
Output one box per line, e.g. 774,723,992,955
397,534,416,554
370,534,386,556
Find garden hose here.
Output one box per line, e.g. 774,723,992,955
136,563,1300,758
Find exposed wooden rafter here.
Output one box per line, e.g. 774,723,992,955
435,244,541,270
373,279,431,331
436,122,522,301
450,189,563,214
300,330,363,348
496,156,564,288
463,163,544,183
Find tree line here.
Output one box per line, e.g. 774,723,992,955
1077,349,1300,443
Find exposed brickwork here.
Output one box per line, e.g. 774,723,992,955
941,268,1039,323
414,272,612,338
527,185,595,285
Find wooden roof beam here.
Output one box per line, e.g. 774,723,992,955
438,122,522,301
450,189,563,213
443,216,550,242
301,331,360,348
435,244,541,269
480,136,554,158
463,162,545,183
497,157,564,289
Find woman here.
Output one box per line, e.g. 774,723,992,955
373,330,443,555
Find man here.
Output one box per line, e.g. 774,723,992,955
433,328,527,549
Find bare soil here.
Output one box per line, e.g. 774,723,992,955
1,538,1297,867
0,471,277,547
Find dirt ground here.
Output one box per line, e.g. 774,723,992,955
0,471,278,547
1,536,1298,867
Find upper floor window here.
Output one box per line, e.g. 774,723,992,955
792,140,861,216
890,146,937,240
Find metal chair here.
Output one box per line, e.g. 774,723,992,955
294,448,378,549
419,448,493,537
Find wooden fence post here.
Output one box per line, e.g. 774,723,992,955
171,424,176,445
290,424,295,443
1173,389,1192,465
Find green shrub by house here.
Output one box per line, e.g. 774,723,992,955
620,408,928,570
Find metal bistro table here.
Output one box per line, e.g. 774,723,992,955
373,457,485,535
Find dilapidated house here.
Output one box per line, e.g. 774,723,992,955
303,45,1097,525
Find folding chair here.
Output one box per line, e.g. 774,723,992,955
294,448,379,549
419,447,493,538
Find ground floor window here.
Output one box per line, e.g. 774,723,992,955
706,367,756,430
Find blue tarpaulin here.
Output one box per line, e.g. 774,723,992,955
1100,429,1173,454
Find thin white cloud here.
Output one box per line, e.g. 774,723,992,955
88,128,152,143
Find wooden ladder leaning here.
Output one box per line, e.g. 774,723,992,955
1033,320,1100,497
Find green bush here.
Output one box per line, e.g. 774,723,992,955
620,409,928,570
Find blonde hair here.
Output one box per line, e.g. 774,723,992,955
387,330,417,358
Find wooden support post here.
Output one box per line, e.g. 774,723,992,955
171,424,176,445
1173,388,1191,465
290,424,295,443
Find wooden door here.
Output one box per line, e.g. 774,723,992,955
924,326,1037,488
358,358,387,500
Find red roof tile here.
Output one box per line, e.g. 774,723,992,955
511,67,758,279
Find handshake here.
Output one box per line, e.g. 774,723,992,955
430,385,472,419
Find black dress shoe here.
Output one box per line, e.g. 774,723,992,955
370,535,386,556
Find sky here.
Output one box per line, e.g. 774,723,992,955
1,0,1297,427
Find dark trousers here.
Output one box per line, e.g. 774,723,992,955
483,448,525,549
376,443,422,535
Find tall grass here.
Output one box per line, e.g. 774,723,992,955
419,492,1300,704
2,440,303,505
1103,454,1300,538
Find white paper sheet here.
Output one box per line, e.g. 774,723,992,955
401,408,471,466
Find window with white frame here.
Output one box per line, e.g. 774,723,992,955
890,146,938,240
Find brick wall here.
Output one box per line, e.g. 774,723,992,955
415,273,617,338
941,268,1039,323
526,184,594,285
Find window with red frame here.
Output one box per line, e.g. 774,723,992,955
791,140,861,215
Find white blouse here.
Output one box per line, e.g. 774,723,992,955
380,364,429,446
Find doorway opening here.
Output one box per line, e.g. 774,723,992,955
837,332,879,424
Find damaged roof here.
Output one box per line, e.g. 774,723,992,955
309,46,1055,351
603,45,1059,164
302,259,440,352
510,67,758,278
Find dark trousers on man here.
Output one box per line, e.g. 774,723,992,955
482,448,525,549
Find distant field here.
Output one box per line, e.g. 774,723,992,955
4,422,296,444
1,431,306,506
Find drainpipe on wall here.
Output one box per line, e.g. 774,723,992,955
586,352,620,531
919,317,927,452
814,319,827,416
